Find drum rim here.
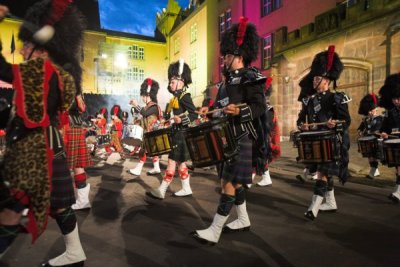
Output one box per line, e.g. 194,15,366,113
298,130,334,136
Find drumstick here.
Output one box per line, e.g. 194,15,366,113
196,103,247,115
302,120,346,127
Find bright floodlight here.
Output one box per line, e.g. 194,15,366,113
114,53,128,68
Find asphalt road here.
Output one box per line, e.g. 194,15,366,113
1,145,399,267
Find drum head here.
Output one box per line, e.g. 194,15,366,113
385,139,400,144
358,136,376,141
299,130,334,136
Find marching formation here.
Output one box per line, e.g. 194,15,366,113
0,1,399,266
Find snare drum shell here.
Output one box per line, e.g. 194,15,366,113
383,139,400,167
143,128,172,157
357,136,378,158
296,130,338,164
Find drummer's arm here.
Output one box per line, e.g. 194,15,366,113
180,94,198,126
238,83,265,123
297,104,308,131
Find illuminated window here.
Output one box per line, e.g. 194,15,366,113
219,9,232,39
133,66,138,81
190,23,198,43
261,0,282,17
262,34,272,69
138,47,144,60
132,45,138,59
174,37,180,54
139,69,144,81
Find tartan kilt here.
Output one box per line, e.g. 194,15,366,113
65,127,92,168
169,130,190,162
51,155,76,209
317,162,340,177
220,134,253,185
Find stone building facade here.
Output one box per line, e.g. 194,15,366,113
272,0,400,140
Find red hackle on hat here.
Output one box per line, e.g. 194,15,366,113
147,78,152,93
327,45,335,72
265,77,273,93
100,108,107,115
371,92,377,106
46,0,74,26
236,17,249,47
113,106,119,115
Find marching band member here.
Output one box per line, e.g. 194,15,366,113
110,105,125,159
192,17,266,245
129,78,163,176
147,60,197,199
0,1,87,265
96,107,108,135
379,73,400,203
296,73,318,183
297,46,351,220
357,93,383,178
63,95,93,210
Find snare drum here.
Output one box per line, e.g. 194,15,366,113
296,130,339,164
184,118,237,168
96,134,111,146
143,127,172,157
383,139,400,167
121,125,144,146
357,135,378,158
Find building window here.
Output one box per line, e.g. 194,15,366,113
190,52,197,69
174,37,180,54
262,34,272,69
127,68,133,81
225,10,232,30
190,23,198,43
261,0,282,17
347,0,358,7
132,66,138,81
139,69,144,81
219,9,232,39
132,45,138,59
138,47,144,60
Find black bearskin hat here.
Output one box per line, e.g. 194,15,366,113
378,73,400,110
358,93,378,115
110,105,122,119
18,0,86,94
168,59,192,86
220,17,259,66
310,46,343,88
140,78,159,103
297,73,316,101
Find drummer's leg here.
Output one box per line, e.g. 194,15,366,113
367,157,379,178
388,166,400,203
71,168,91,210
173,162,193,197
148,159,175,199
0,205,23,257
304,171,327,220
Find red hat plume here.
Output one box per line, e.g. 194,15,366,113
236,17,248,47
326,45,335,72
46,0,74,25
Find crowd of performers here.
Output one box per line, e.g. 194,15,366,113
1,1,400,266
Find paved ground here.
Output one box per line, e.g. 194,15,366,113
1,142,399,267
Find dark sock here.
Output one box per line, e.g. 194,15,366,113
53,208,77,235
314,180,328,197
0,224,21,253
217,194,235,216
234,187,245,205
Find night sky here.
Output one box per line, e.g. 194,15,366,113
99,0,190,37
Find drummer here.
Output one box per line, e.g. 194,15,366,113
192,17,266,245
147,60,198,199
296,73,318,183
378,73,400,203
357,93,383,179
297,46,351,220
129,78,163,176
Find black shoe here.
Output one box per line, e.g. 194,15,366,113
304,211,315,221
296,175,306,184
147,170,161,175
145,191,164,200
222,225,250,233
388,194,400,203
190,231,216,246
41,261,84,267
319,209,337,213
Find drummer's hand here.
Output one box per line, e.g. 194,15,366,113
224,104,240,116
300,124,309,131
381,132,389,139
0,5,9,21
327,119,336,128
173,115,182,124
130,99,138,107
198,106,209,115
